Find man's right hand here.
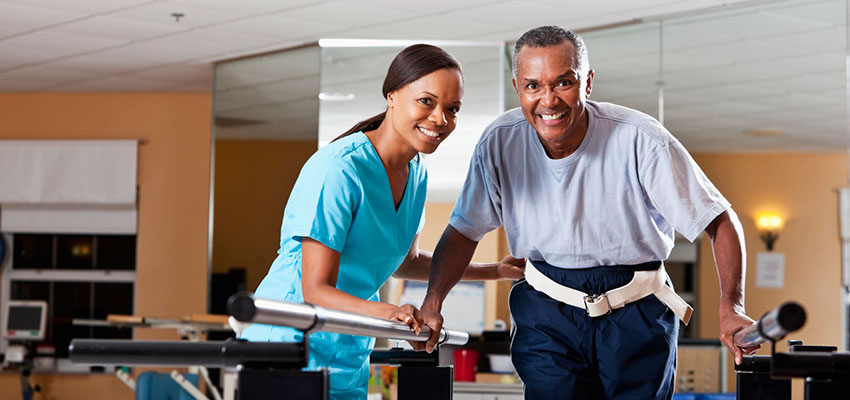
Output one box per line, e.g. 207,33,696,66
420,306,444,353
420,225,479,352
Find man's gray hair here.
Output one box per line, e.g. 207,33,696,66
512,26,589,77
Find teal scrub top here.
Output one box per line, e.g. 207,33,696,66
241,131,427,399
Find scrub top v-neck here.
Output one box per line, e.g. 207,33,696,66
241,131,428,399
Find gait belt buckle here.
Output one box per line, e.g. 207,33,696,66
584,294,612,317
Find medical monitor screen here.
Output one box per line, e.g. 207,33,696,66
4,301,46,340
8,306,42,331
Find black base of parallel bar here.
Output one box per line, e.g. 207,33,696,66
371,349,453,400
238,369,328,400
736,372,791,400
737,350,850,400
774,351,850,400
69,339,456,399
736,356,791,400
397,365,453,400
69,339,306,368
805,379,850,400
370,348,439,366
771,352,850,380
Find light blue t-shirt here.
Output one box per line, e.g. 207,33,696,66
242,131,427,399
450,101,729,269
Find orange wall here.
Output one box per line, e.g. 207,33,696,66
0,93,212,399
693,152,847,394
212,140,317,292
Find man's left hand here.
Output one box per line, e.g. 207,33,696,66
718,305,760,365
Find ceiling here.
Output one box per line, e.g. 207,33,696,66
3,0,847,153
1,0,757,92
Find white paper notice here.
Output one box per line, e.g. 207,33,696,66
756,252,785,288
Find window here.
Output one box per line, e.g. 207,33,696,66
1,233,136,358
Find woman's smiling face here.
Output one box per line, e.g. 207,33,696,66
386,67,464,155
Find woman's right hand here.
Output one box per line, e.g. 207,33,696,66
387,304,421,332
387,304,428,350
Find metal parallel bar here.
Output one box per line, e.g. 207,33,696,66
733,302,806,348
228,294,469,346
69,339,305,367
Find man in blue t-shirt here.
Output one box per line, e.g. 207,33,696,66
420,26,758,399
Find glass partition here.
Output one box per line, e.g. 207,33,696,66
317,40,505,335
576,0,849,345
581,0,847,152
210,45,321,315
211,0,850,353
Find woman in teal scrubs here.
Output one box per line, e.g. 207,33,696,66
241,44,525,399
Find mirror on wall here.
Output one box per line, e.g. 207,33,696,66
210,44,321,316
581,0,847,342
210,0,850,348
317,41,507,334
578,0,849,344
583,0,847,152
210,40,508,334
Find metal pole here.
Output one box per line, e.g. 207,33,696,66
733,302,806,348
69,339,305,367
228,294,469,346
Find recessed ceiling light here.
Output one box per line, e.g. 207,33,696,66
743,129,784,137
318,92,355,102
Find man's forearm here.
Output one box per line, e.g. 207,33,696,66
422,225,479,311
708,210,746,311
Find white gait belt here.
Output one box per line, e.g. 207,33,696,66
524,262,693,325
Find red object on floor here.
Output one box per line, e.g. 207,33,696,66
453,348,480,381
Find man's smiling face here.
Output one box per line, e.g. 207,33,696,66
513,41,594,155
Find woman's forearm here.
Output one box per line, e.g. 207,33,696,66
303,282,397,319
393,248,503,281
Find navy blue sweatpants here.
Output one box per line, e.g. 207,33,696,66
509,260,678,400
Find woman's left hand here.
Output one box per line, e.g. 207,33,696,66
496,256,526,280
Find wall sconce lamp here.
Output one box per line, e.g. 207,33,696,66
756,212,783,251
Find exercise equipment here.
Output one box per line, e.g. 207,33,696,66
70,294,468,400
73,312,233,400
1,300,48,400
734,301,850,400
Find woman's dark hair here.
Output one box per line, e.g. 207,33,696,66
334,44,462,141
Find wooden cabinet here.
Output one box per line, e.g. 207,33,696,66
675,341,727,393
